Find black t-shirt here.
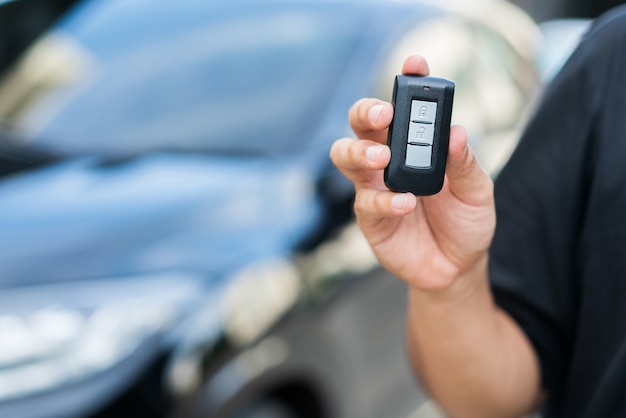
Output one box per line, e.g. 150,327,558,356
489,5,626,417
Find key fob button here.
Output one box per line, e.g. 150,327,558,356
410,100,437,124
405,144,432,168
408,122,435,145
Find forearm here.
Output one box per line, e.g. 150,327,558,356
406,256,543,418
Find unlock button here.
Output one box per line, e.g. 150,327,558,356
408,122,434,145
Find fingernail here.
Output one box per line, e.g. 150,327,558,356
368,104,384,123
366,145,385,162
391,194,408,210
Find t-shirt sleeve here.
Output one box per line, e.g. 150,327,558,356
488,11,622,394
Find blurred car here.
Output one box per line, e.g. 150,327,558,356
0,0,543,417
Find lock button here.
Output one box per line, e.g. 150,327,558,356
410,100,437,124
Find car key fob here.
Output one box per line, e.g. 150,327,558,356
384,74,455,195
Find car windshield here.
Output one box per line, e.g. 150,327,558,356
0,2,364,156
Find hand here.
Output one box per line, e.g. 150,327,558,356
330,55,495,292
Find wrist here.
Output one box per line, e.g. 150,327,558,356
407,254,491,311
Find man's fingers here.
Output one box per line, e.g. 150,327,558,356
349,98,394,143
354,188,417,223
329,137,390,188
348,55,431,143
445,125,494,205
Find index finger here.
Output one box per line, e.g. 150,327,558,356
349,55,431,143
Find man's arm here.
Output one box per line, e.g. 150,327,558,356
329,55,543,418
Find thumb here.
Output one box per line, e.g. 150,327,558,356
445,125,493,206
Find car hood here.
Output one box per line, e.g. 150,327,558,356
0,153,321,285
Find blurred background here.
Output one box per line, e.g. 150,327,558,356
0,0,618,418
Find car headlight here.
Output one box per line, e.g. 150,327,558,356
220,258,301,346
0,272,206,402
166,258,301,397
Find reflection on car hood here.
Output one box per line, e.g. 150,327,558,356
0,153,320,285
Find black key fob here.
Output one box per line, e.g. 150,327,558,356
384,74,455,196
